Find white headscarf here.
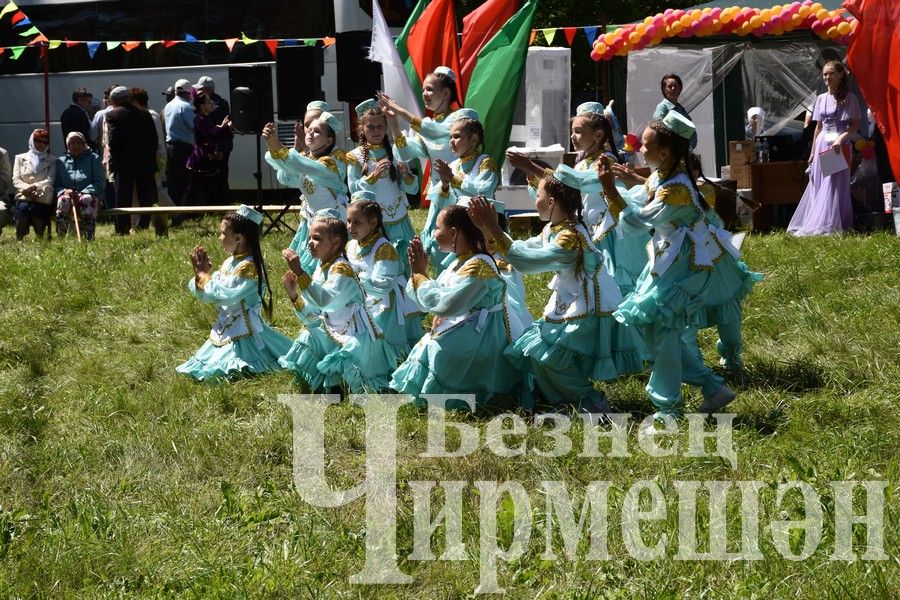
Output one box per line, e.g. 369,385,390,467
26,130,51,172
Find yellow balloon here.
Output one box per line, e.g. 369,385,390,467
721,10,735,24
799,6,811,18
760,9,772,21
810,2,823,12
749,16,763,28
837,21,851,35
816,9,829,20
792,14,803,26
637,24,648,35
629,31,641,44
826,25,838,38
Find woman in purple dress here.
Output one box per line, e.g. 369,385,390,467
184,92,233,207
788,60,861,236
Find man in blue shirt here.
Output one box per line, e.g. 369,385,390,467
164,78,195,211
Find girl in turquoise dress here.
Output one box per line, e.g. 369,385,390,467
378,68,476,272
428,112,503,274
598,113,736,421
279,211,400,393
177,205,293,381
346,99,418,272
507,105,644,375
346,196,424,355
390,205,524,411
684,173,762,373
469,166,622,412
262,113,349,274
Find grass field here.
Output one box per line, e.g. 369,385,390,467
0,212,898,598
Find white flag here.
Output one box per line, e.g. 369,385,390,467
369,0,422,119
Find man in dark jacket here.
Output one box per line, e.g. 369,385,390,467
60,88,94,150
105,86,159,235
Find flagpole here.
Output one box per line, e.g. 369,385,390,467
41,42,49,145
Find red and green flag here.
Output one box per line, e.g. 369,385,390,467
459,0,520,99
465,0,538,168
396,0,462,112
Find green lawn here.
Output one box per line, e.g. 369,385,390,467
0,213,897,597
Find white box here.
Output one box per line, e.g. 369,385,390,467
883,182,899,213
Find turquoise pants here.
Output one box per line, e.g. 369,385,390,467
643,323,725,416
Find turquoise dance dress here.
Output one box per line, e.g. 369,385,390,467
264,149,349,273
346,142,418,270
390,252,524,410
394,110,471,272
346,233,424,356
613,165,730,416
279,256,400,393
177,254,292,381
496,221,622,410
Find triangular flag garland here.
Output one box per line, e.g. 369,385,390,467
540,28,555,45
0,2,18,20
0,2,859,62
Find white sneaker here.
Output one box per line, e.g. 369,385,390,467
699,386,736,414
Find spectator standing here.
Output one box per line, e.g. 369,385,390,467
184,92,233,208
164,79,196,212
193,76,233,189
12,129,57,240
130,86,175,234
105,86,159,235
653,74,698,150
91,84,120,209
0,145,11,234
60,87,94,150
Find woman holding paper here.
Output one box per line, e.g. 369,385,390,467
788,60,861,236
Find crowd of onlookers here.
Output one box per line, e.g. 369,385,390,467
0,76,233,241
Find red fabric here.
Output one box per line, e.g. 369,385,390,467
562,27,577,46
845,0,900,179
458,0,519,100
406,0,462,103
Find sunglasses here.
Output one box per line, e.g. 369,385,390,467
34,138,49,144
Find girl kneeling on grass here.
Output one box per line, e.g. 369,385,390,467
279,210,400,394
177,205,293,381
468,167,622,413
345,195,424,356
390,205,524,411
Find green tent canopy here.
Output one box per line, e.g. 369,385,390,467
686,0,847,10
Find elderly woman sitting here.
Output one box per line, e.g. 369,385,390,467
13,128,57,240
55,131,105,239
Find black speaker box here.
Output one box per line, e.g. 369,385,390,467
228,65,274,134
276,45,325,122
335,30,382,102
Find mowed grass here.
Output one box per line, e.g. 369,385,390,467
0,212,898,598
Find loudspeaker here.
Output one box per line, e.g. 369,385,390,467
228,65,273,134
276,45,325,121
335,30,382,102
